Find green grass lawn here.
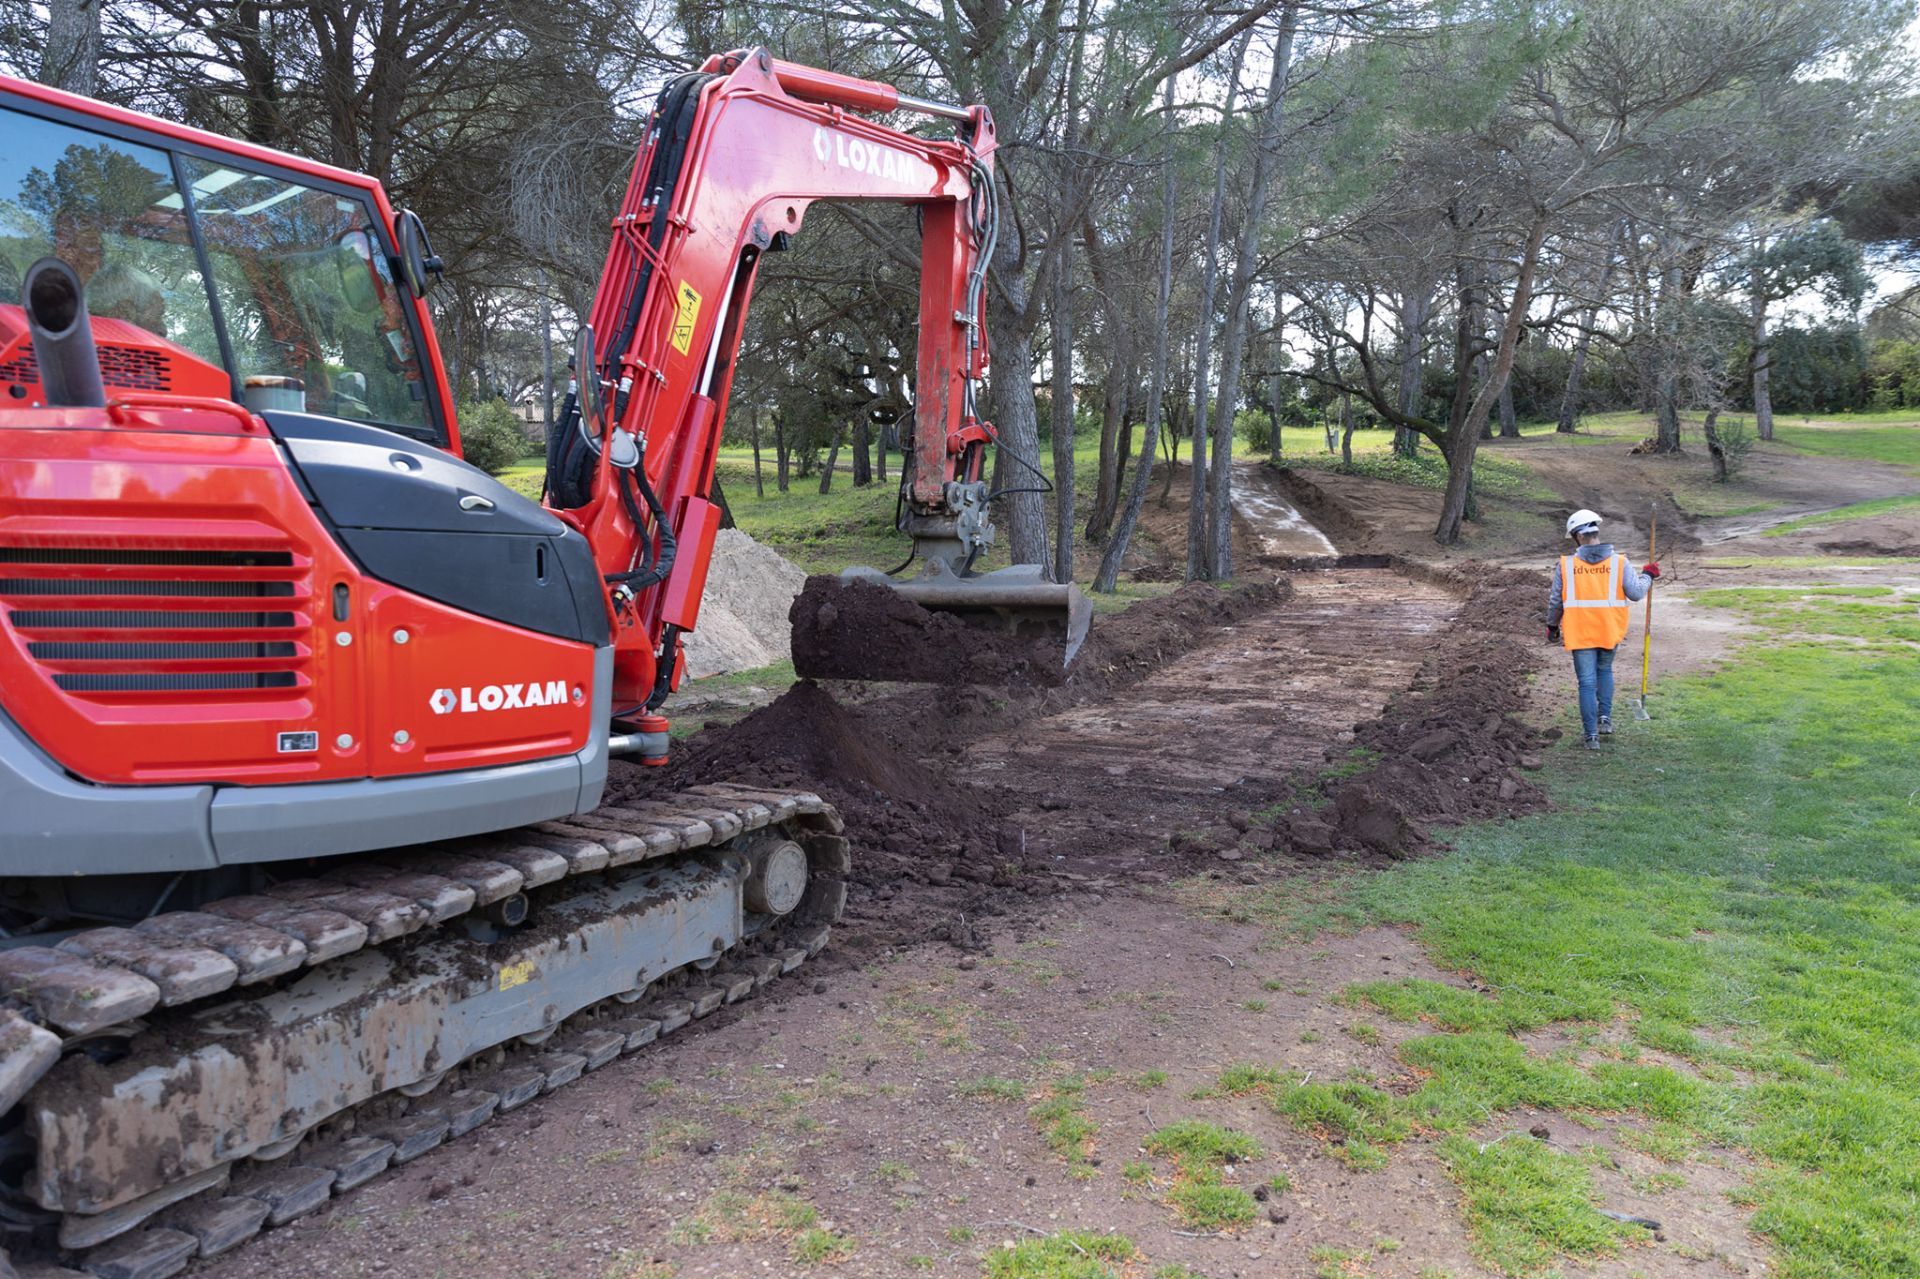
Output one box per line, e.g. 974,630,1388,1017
1764,494,1920,537
1770,420,1920,470
1208,584,1920,1277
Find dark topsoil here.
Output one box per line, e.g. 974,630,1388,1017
608,566,1552,962
1261,565,1553,862
788,577,1078,687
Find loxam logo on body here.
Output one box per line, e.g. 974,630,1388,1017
811,126,929,186
429,680,569,715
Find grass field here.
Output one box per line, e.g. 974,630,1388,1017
1765,495,1920,537
1211,582,1920,1278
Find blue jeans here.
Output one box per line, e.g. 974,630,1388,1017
1570,647,1615,738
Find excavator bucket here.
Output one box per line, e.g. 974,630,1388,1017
790,565,1092,687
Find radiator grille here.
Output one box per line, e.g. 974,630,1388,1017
0,545,311,697
0,343,176,393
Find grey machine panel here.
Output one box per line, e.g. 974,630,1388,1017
0,648,612,875
0,706,217,876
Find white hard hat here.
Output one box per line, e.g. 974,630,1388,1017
1565,509,1602,537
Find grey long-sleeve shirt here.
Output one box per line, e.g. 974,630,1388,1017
1546,542,1651,627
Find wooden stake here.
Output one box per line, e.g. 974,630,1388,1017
1641,504,1657,700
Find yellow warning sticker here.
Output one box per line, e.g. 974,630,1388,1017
670,280,702,355
497,959,536,991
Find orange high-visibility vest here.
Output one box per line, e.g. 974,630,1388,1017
1560,553,1630,650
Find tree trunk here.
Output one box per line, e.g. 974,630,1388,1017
1703,408,1728,481
1395,284,1431,456
1049,250,1077,584
987,335,1049,566
1435,213,1551,545
1159,401,1180,505
1340,391,1354,467
751,406,765,499
1557,222,1622,433
1206,6,1299,581
1498,379,1519,437
42,0,99,96
852,415,872,487
1654,244,1684,452
1083,221,1131,544
818,426,844,494
711,476,736,529
1187,29,1254,579
1097,77,1180,593
774,416,790,493
876,422,888,484
1750,244,1774,441
1086,342,1130,543
1269,364,1284,463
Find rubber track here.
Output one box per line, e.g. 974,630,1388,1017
0,782,847,1277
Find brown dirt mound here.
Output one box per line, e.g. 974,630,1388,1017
788,577,1075,687
607,681,1014,956
610,579,1296,957
1268,568,1551,859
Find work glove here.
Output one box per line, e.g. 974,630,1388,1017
1546,624,1561,644
1641,562,1661,579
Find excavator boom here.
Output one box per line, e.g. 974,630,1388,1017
545,49,1086,696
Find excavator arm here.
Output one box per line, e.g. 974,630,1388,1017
545,49,1085,724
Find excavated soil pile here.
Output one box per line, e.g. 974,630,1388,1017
788,577,1076,687
1269,567,1552,860
610,579,1291,953
606,680,1016,955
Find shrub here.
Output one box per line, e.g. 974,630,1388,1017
1710,415,1755,481
457,397,533,475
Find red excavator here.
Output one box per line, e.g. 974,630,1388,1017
0,49,1084,1271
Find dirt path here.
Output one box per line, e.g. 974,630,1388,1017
965,570,1457,864
1231,463,1339,558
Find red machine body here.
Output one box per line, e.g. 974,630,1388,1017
0,52,999,807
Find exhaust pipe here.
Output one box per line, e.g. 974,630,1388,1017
23,258,105,409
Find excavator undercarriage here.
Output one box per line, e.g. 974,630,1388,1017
0,785,845,1267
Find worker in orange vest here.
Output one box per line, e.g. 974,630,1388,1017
1547,509,1660,749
